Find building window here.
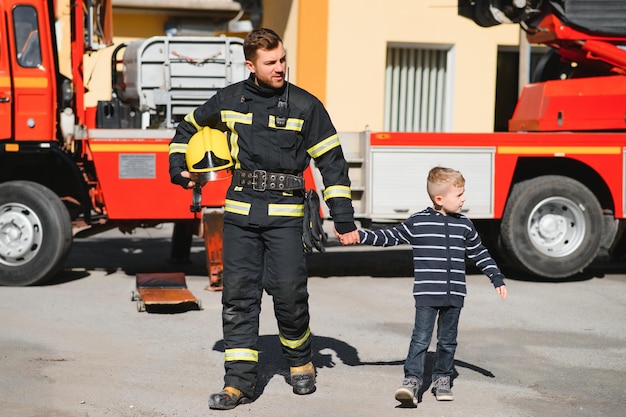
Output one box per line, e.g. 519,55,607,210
384,45,452,132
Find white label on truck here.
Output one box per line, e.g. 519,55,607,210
119,154,156,179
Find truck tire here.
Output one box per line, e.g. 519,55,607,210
500,176,603,279
0,181,73,286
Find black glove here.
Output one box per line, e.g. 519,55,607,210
169,162,191,189
169,151,191,188
171,172,191,189
303,190,327,254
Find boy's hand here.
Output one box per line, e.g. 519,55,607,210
496,285,507,301
335,229,359,245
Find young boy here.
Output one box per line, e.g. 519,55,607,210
346,166,507,407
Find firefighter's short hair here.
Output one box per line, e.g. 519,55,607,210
244,28,282,61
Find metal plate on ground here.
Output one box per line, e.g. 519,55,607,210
132,272,202,312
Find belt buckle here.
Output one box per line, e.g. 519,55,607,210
252,170,267,191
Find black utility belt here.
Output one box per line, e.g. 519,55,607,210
233,170,304,191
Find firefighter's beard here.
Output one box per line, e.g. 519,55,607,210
254,73,285,90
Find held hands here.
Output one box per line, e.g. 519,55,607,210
496,285,507,301
334,228,359,246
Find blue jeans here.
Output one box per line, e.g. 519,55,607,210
404,306,461,383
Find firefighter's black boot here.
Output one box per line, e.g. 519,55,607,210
208,386,250,410
290,361,316,395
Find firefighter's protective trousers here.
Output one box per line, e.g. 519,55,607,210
222,222,311,397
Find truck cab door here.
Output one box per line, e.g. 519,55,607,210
0,3,12,139
5,0,56,141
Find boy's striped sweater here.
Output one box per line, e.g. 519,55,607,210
358,207,505,307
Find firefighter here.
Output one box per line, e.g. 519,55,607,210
168,28,360,410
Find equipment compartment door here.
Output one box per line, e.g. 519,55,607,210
370,147,495,220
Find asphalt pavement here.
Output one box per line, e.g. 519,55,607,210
0,223,625,417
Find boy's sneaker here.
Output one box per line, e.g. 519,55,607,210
394,377,420,407
432,376,454,401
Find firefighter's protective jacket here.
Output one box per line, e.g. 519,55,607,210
169,75,356,229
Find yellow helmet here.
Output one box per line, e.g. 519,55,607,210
185,127,233,173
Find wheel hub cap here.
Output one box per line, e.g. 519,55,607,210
0,204,42,266
537,213,566,240
527,197,585,257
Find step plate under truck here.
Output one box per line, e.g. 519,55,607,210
131,272,202,312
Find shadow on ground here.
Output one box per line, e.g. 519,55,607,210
210,334,495,403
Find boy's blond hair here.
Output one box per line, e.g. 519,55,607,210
427,166,465,202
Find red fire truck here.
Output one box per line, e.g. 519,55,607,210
1,0,625,286
0,0,250,286
346,0,626,280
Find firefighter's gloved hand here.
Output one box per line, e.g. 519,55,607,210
334,222,357,234
170,167,192,189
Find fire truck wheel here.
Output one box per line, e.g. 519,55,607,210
0,181,73,286
500,175,603,280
